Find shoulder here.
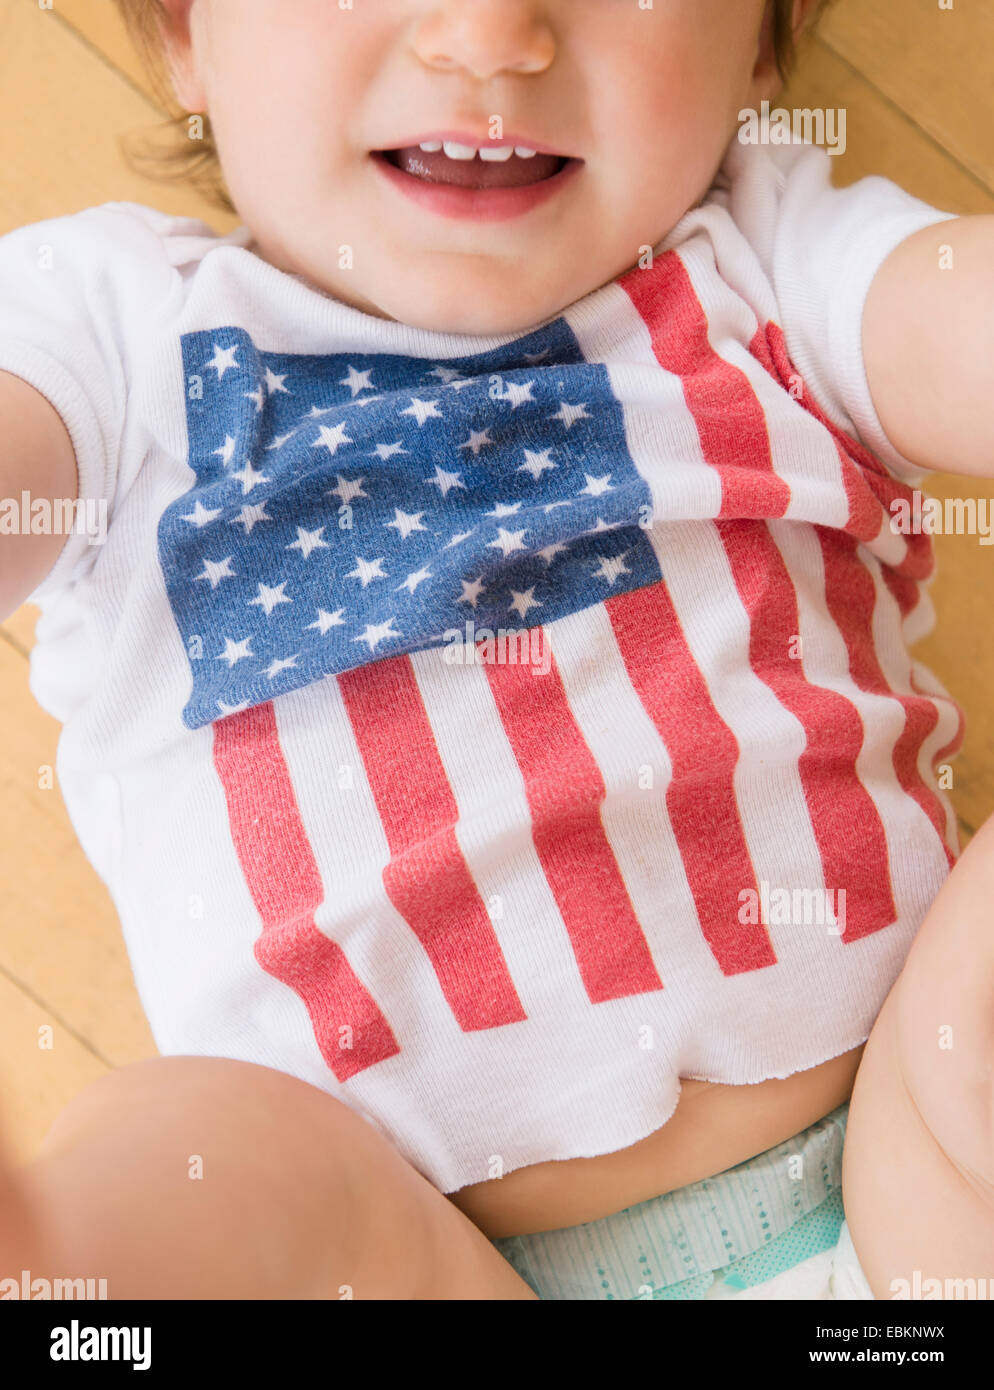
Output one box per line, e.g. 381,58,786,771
1,201,247,281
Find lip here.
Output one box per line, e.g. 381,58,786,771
369,150,583,223
374,130,574,158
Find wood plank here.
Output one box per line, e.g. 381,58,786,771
784,35,994,213
0,638,158,1069
819,0,994,196
0,0,237,234
0,970,108,1163
42,0,159,99
2,603,38,654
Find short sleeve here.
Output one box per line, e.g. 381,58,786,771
721,137,959,486
0,202,177,602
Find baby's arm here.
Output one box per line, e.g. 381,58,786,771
863,216,994,478
0,369,79,620
842,812,994,1297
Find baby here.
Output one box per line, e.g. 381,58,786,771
1,0,993,1302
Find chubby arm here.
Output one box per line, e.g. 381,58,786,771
0,369,79,622
863,215,994,478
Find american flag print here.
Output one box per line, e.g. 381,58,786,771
160,318,662,729
156,245,965,1105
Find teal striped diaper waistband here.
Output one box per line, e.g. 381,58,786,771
491,1102,849,1300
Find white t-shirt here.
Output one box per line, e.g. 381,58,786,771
0,137,964,1194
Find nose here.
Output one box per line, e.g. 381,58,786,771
411,0,557,80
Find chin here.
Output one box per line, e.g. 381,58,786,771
392,287,561,338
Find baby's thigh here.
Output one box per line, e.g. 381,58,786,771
842,815,994,1298
32,1055,536,1300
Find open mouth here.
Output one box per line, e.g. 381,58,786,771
372,143,575,191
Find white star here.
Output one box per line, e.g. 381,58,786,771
353,394,386,408
218,637,253,667
508,587,542,619
307,403,339,418
550,400,592,430
307,608,346,634
346,556,387,587
485,501,522,519
537,542,570,566
327,475,368,505
265,655,299,680
426,465,466,498
386,508,427,541
266,431,296,450
459,428,494,456
313,422,354,457
579,472,614,498
207,344,239,379
245,386,265,413
231,460,269,495
401,397,444,426
341,364,375,397
518,449,556,481
488,527,528,558
182,500,222,528
522,348,552,365
217,700,250,717
502,380,536,409
543,500,573,513
427,365,467,385
214,434,238,467
249,582,292,616
196,556,236,588
354,618,402,652
287,526,329,559
230,502,271,534
458,577,486,608
396,566,432,595
587,517,625,534
264,367,290,395
444,529,475,549
371,441,407,461
593,553,632,586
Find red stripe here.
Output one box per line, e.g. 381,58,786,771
755,320,934,584
339,655,527,1031
748,325,882,546
624,253,897,943
749,318,963,867
818,528,958,870
621,251,791,520
483,644,664,1003
213,702,400,1081
605,583,777,974
910,666,966,860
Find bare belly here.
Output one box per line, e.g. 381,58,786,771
447,1045,865,1240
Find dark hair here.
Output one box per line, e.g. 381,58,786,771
111,0,824,216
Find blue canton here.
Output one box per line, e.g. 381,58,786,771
159,318,662,729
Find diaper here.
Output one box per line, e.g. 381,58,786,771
491,1102,875,1300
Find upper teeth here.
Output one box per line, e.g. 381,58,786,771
419,140,539,161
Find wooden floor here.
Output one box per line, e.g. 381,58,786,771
1,0,992,1159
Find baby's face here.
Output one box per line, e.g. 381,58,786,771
168,0,779,334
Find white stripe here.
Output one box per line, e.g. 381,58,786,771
769,520,951,922
275,678,468,1047
567,261,834,967
565,280,723,521
408,641,593,1015
541,601,708,995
